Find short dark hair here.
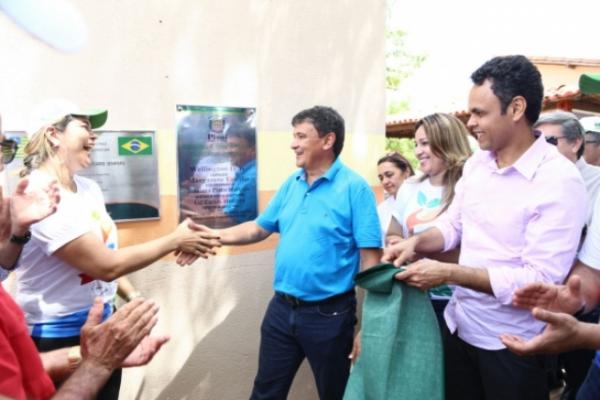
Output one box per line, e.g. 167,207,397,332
291,106,345,157
227,124,255,148
377,152,415,176
471,55,544,125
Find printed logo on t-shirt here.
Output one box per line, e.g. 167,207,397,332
405,190,442,236
79,273,94,285
77,209,117,286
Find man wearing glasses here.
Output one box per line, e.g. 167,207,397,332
533,110,600,400
582,117,600,167
534,111,600,224
0,137,18,165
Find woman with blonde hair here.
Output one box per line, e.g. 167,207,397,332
388,112,472,325
12,101,218,399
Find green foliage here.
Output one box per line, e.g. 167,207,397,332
385,137,419,172
386,99,410,115
385,30,426,91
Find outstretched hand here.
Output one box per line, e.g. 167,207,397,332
122,334,170,367
174,220,222,266
512,276,584,315
10,178,60,233
500,307,582,355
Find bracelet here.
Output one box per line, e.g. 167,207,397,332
127,291,142,302
67,345,82,372
10,231,31,245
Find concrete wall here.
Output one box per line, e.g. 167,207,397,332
0,1,385,398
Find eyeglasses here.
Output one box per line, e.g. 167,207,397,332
544,136,568,146
1,139,18,164
586,140,600,145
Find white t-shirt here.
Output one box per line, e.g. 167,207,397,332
392,177,444,238
392,177,451,299
15,171,118,327
377,195,396,247
579,193,600,270
577,157,600,224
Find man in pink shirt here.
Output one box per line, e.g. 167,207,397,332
383,55,587,400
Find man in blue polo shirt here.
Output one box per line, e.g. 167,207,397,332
223,125,258,224
200,106,381,399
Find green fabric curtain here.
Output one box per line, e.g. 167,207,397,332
344,263,444,400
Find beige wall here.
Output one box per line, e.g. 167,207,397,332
0,1,385,398
536,63,600,90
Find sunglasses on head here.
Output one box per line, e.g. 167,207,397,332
1,139,18,165
544,136,567,146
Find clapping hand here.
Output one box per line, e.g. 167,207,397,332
80,297,165,370
512,276,584,315
10,178,60,233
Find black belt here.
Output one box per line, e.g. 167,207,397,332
276,289,355,307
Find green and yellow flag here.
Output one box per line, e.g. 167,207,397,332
118,137,152,156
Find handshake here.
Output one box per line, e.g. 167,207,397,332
172,219,223,266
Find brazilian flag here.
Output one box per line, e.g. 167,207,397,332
118,137,153,156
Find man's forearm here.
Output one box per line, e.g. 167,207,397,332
52,359,112,400
576,321,600,350
414,228,447,254
216,221,270,245
359,248,382,271
39,348,73,384
446,263,493,294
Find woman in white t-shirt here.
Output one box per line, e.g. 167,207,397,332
376,152,414,245
388,113,472,327
12,102,219,399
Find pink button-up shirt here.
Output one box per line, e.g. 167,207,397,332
434,134,587,350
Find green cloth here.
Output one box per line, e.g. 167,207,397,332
429,284,453,298
580,73,600,94
344,263,444,400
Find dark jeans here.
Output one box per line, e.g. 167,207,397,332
577,361,600,400
33,335,122,400
431,298,449,331
250,292,357,400
443,324,548,400
560,307,600,400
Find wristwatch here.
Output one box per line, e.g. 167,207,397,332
10,231,31,245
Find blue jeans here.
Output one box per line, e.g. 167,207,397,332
250,293,357,400
577,361,600,400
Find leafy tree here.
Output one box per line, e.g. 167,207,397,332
385,137,418,172
385,30,426,92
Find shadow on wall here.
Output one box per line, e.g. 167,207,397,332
122,251,316,400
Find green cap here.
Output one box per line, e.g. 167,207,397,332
579,73,600,94
27,99,107,138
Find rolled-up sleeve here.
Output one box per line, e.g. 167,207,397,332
488,174,587,305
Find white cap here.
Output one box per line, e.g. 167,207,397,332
27,99,107,138
580,116,600,134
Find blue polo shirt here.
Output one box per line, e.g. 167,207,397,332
256,158,381,301
224,159,258,223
